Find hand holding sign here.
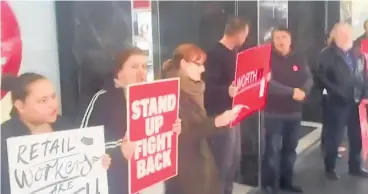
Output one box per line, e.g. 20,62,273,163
266,72,271,82
215,108,241,127
172,118,182,134
101,154,112,169
121,136,136,160
228,81,239,98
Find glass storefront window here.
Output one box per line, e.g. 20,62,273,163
131,0,155,81
351,0,368,39
258,0,288,44
155,1,235,65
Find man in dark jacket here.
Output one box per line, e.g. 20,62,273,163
319,23,368,181
262,26,313,194
204,16,249,194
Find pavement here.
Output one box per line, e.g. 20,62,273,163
140,121,323,194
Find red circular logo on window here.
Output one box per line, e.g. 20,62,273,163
1,1,23,99
292,65,299,72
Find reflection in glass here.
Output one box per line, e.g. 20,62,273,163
157,1,235,63
340,0,352,24
131,2,154,81
351,0,368,39
258,0,288,44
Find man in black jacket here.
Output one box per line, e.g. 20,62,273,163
318,23,368,181
261,26,313,194
204,16,249,194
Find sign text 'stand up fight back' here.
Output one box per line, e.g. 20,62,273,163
126,78,180,194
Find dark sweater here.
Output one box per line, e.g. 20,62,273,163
204,42,237,116
265,49,313,117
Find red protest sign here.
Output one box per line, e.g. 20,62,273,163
126,78,179,194
362,40,368,69
359,99,368,161
231,44,272,127
361,39,368,54
132,0,151,10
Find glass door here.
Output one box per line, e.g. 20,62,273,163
131,0,154,81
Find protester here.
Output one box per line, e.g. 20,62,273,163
0,73,111,194
318,22,368,181
317,47,345,159
261,26,313,194
162,43,240,194
203,16,249,194
80,47,182,194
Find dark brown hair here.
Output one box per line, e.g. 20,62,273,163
271,26,292,39
1,73,46,117
1,72,46,103
224,16,249,36
114,47,146,77
162,43,207,73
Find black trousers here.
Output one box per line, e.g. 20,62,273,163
324,100,362,172
262,116,301,188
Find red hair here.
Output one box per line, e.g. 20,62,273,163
162,43,207,72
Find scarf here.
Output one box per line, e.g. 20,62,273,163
176,69,216,192
178,69,205,110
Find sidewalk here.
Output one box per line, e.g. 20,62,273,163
140,121,322,194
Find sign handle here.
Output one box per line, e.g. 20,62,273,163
259,77,266,98
257,110,263,189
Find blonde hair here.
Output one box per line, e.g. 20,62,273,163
327,22,351,46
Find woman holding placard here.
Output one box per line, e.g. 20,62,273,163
80,47,182,194
1,73,111,194
162,43,240,194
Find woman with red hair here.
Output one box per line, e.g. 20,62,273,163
162,43,240,194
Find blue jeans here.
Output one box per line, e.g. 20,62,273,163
261,117,300,188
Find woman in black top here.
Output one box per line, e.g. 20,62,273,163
80,47,181,194
1,73,111,194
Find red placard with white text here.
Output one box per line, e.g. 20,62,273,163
358,99,368,161
126,78,179,194
231,44,272,127
362,39,368,68
361,39,368,53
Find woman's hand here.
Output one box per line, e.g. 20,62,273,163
214,108,240,127
121,136,136,160
172,118,182,134
266,72,271,82
101,154,111,170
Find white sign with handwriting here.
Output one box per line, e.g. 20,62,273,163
6,126,108,194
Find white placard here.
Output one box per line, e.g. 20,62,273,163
6,126,108,194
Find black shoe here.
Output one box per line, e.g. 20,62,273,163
261,186,278,194
325,171,340,181
349,168,368,178
279,184,303,193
